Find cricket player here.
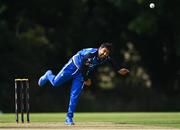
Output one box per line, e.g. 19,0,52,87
38,43,129,125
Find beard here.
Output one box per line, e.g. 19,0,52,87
99,54,107,59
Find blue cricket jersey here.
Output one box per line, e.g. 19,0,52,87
71,48,119,80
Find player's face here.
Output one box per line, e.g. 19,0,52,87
98,47,110,59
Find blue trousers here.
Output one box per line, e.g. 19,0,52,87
46,59,84,118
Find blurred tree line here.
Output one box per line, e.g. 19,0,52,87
0,0,180,112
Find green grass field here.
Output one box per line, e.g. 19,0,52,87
0,112,180,129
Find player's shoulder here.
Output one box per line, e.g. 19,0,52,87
83,48,97,52
81,48,98,54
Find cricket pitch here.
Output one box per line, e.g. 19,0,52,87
0,122,179,130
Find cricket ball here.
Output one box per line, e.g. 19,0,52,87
149,3,155,8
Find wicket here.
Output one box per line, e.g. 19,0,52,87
14,78,30,123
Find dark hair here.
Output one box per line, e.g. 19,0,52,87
100,42,112,51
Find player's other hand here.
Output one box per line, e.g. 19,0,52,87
118,68,129,76
84,79,92,86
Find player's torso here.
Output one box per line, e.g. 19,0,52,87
85,54,105,69
72,48,108,69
